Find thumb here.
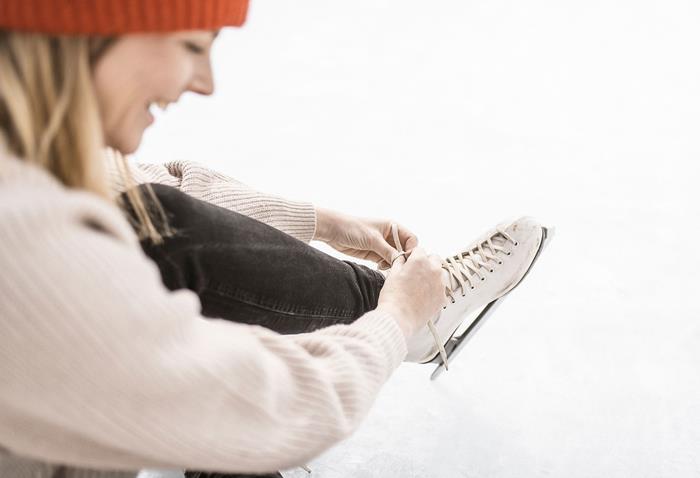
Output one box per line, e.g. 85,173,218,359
380,222,408,267
376,237,399,265
389,250,406,271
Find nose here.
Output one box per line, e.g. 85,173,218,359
189,62,215,96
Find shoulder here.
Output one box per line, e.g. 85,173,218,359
0,154,195,325
0,153,139,249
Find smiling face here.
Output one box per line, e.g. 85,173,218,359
92,30,217,154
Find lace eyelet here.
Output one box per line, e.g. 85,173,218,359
498,261,503,265
451,299,456,304
507,252,511,256
471,286,475,290
443,306,447,309
480,277,485,281
514,241,519,246
489,269,494,273
461,294,466,298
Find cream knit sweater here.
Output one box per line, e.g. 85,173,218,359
0,153,407,477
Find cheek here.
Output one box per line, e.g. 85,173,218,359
92,62,150,152
92,40,192,151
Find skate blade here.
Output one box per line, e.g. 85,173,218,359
430,225,554,380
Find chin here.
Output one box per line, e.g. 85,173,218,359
110,131,145,155
118,142,141,155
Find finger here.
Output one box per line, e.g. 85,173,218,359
392,223,419,252
428,253,442,268
405,246,426,262
429,254,449,287
374,236,400,265
392,244,422,269
400,229,419,252
427,253,444,274
390,252,406,270
404,235,419,253
360,251,384,264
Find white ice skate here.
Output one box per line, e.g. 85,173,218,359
395,217,553,380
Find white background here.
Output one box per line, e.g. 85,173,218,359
136,1,700,476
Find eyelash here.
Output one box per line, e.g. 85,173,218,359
183,41,205,55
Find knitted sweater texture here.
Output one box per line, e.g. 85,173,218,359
0,153,407,477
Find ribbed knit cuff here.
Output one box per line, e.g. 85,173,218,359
264,200,317,244
349,310,408,374
0,0,249,35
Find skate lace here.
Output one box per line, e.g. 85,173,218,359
441,228,517,303
433,228,517,370
388,225,517,371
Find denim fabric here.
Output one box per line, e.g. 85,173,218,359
184,472,282,478
122,184,386,478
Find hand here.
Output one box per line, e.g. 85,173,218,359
376,247,447,338
313,207,419,268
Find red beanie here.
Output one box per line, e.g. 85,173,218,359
0,0,249,35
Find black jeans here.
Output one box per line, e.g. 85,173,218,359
123,184,386,478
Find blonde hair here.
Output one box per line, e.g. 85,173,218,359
0,31,170,244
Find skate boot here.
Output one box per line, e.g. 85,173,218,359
401,216,552,377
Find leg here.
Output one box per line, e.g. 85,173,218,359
123,184,386,335
122,184,386,478
184,472,282,478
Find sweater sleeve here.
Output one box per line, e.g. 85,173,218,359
110,159,317,243
0,185,406,473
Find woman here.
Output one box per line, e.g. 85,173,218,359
0,1,546,477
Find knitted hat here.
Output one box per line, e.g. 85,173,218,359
0,0,249,35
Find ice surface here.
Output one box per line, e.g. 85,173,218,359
135,1,700,476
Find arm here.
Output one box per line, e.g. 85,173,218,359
0,186,406,473
313,206,420,268
110,159,317,243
